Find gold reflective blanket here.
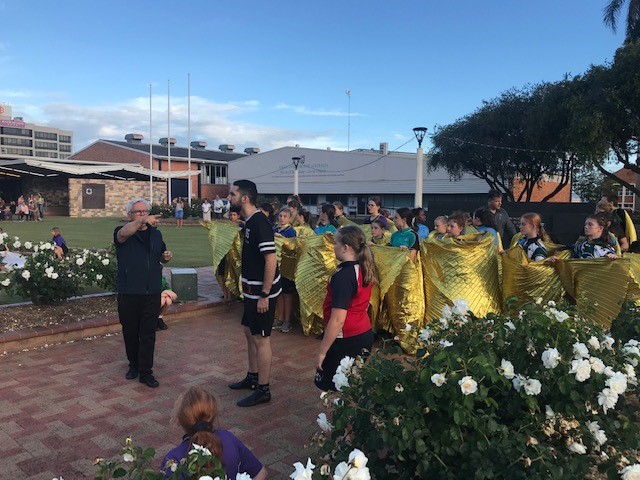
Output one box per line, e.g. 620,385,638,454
422,234,501,321
295,234,338,335
501,244,571,307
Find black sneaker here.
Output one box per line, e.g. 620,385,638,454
228,376,257,390
139,374,159,388
237,389,271,407
125,366,139,380
156,317,168,331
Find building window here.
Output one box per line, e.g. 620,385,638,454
35,151,58,158
59,144,71,152
34,131,58,140
59,153,71,159
59,135,71,143
34,140,58,150
2,147,33,156
1,137,32,147
202,164,227,184
1,127,32,136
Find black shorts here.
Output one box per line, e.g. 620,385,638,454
314,329,374,391
281,277,296,294
241,296,278,337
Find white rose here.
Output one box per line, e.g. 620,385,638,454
573,342,589,359
504,320,516,331
512,374,525,392
597,388,619,414
51,273,58,279
524,378,542,396
439,317,449,329
394,383,404,392
602,335,615,350
499,359,515,379
587,336,601,350
458,376,478,395
198,476,214,480
348,448,369,468
21,270,31,280
567,439,587,454
12,241,21,249
606,372,628,395
621,464,640,480
431,373,446,387
452,298,469,316
541,348,560,369
404,324,412,332
545,405,555,419
189,443,212,456
589,357,606,374
604,366,615,377
123,452,134,462
587,421,607,446
96,274,103,280
535,297,543,304
333,462,350,480
440,340,453,348
236,473,252,480
624,363,637,382
332,372,349,391
337,356,355,374
441,304,453,319
418,327,431,342
553,308,569,323
76,258,84,266
316,413,333,432
24,241,32,249
570,359,591,382
0,278,10,287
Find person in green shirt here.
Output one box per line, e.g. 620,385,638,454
314,203,338,235
390,207,420,261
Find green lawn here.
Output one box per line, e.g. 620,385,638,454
2,217,214,268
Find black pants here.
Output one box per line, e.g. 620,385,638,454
118,293,161,377
315,329,374,391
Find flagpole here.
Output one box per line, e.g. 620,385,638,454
149,83,153,202
167,79,172,203
187,73,192,201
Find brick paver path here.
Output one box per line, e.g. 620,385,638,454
0,303,322,479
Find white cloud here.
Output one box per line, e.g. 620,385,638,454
13,95,343,153
274,102,363,117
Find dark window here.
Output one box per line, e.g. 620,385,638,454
3,147,33,156
59,135,71,143
1,127,32,136
34,141,57,150
34,131,58,140
59,144,71,152
1,137,32,147
35,151,58,158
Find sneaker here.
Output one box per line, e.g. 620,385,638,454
156,317,168,331
125,365,139,380
272,320,284,330
228,376,257,390
237,389,271,407
280,322,292,333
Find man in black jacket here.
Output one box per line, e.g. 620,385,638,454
114,198,172,388
486,190,517,246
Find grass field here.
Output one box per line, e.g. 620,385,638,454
2,217,214,268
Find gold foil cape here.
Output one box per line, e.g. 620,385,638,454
422,234,502,322
206,221,640,351
501,243,571,307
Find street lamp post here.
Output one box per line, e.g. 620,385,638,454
292,156,304,195
413,127,428,208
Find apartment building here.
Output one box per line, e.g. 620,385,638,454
0,104,73,160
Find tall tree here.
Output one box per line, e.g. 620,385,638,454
603,0,640,42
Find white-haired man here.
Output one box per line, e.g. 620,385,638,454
114,198,172,388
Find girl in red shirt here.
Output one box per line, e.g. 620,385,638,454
315,225,376,391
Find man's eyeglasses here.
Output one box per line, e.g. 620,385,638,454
129,210,149,215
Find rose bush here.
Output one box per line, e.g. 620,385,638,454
0,236,116,304
311,299,640,479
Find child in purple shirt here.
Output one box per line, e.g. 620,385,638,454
52,227,68,258
161,387,266,480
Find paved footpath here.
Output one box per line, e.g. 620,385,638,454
0,303,323,479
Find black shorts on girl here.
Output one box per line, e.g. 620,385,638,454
314,329,374,391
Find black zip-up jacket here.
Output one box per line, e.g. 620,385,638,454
114,226,166,295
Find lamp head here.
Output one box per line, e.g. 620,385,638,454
292,156,301,168
413,127,428,147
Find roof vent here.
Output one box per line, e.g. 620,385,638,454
125,133,144,144
219,144,235,152
380,142,388,155
244,147,260,155
159,137,177,147
190,140,207,150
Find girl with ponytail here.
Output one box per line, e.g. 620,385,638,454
315,225,375,391
162,387,267,479
572,214,617,259
517,213,550,261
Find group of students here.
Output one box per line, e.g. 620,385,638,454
0,193,45,221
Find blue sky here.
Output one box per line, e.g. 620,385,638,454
0,0,626,154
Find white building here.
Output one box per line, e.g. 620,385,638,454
228,145,489,215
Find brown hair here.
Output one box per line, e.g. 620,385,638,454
335,225,376,287
520,213,551,242
448,211,466,230
582,214,612,245
173,387,224,468
371,218,387,231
